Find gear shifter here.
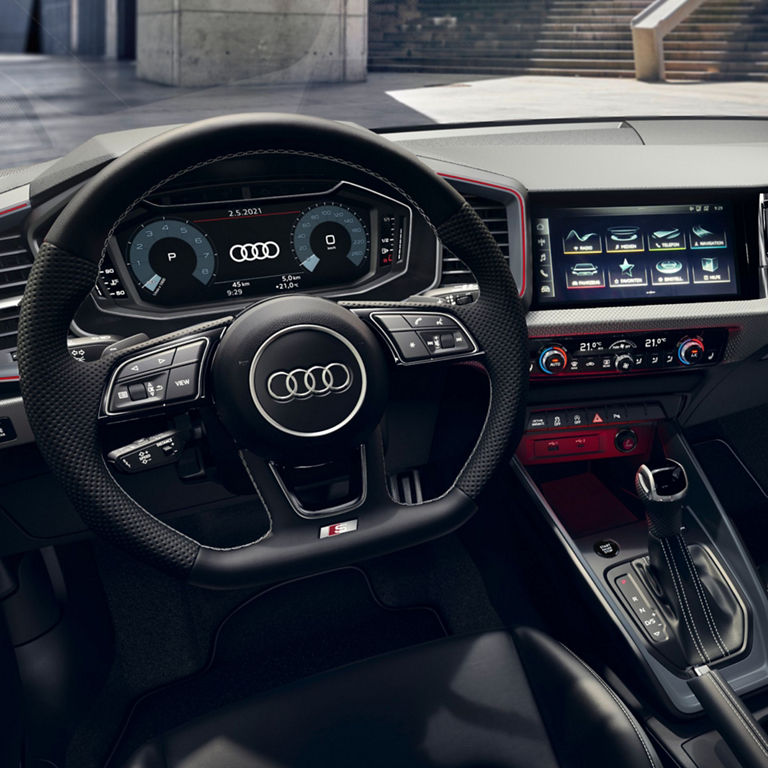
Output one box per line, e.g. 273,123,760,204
635,461,744,668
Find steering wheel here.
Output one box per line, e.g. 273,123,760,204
16,114,528,589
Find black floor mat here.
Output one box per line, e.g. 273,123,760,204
105,567,446,767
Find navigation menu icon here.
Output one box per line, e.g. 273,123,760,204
690,224,727,249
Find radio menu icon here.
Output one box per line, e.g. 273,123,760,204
563,228,601,254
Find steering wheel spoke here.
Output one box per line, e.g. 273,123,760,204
99,319,230,422
349,305,482,365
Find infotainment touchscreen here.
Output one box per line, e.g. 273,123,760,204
532,203,742,306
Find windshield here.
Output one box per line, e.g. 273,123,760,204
2,0,767,169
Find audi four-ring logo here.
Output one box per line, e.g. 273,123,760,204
229,242,280,262
267,363,352,402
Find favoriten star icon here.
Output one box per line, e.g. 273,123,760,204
619,257,635,277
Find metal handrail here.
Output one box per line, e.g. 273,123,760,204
631,0,708,80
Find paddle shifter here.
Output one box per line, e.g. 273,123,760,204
635,461,744,668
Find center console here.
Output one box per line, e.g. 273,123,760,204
515,188,768,766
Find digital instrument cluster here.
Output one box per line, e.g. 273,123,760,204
111,183,411,306
532,200,751,307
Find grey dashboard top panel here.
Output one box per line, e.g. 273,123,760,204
0,161,56,196
628,119,768,145
390,141,768,192
390,121,642,146
18,117,768,203
29,123,180,201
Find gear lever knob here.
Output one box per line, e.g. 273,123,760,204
635,460,688,538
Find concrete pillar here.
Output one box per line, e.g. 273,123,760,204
105,0,137,59
136,0,367,87
0,0,33,53
69,0,105,55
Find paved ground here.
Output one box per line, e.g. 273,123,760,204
388,74,768,124
0,55,476,169
2,54,768,169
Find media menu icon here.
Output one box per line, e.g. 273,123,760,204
606,225,644,253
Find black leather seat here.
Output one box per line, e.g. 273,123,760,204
125,628,660,768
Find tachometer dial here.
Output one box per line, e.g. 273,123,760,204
127,218,216,302
291,204,369,278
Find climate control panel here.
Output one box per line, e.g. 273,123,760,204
530,328,729,378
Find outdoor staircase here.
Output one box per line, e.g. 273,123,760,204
665,0,768,80
369,0,768,80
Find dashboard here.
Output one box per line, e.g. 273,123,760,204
2,115,768,556
1,117,768,434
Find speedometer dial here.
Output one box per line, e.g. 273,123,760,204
127,218,216,302
291,204,369,278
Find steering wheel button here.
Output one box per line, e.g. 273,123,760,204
166,363,199,401
110,384,132,410
128,382,147,401
404,314,457,330
118,349,176,380
373,314,410,332
391,331,430,361
0,417,17,444
173,340,206,366
452,331,471,352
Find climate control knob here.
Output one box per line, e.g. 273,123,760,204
614,354,635,372
677,337,705,365
538,346,568,374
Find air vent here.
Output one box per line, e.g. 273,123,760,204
441,193,509,286
0,304,19,353
0,229,32,353
0,232,32,303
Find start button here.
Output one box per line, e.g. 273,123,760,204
594,539,620,558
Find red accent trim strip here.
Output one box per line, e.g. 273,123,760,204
437,173,527,297
0,202,30,218
192,210,301,224
0,376,19,381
